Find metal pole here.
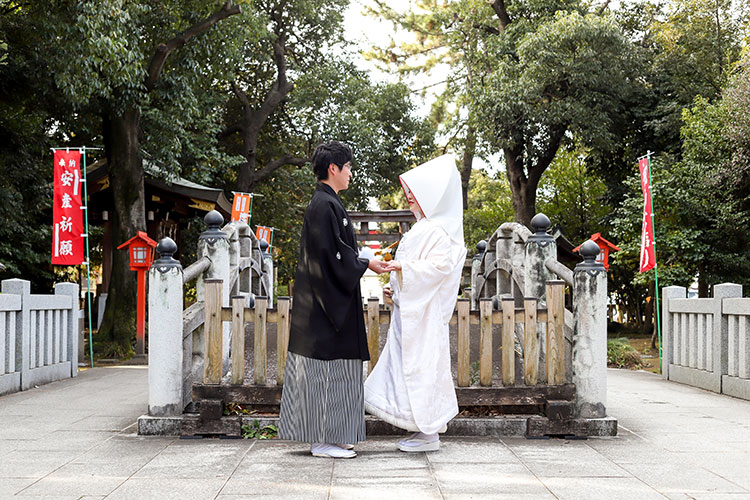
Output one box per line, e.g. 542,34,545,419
81,147,95,368
646,152,663,371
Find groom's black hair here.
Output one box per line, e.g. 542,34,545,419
311,141,353,180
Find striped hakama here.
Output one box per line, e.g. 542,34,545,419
278,352,366,444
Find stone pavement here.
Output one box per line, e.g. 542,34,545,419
1,366,749,500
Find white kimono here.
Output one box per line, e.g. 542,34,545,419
364,218,467,434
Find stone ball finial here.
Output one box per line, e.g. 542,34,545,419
476,240,487,253
580,239,600,261
153,237,181,272
156,237,177,258
259,239,270,252
530,213,551,234
204,210,224,229
575,239,605,272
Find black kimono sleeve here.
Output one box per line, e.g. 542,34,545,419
305,200,369,332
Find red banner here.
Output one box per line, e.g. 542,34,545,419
231,193,252,224
52,150,84,265
639,157,656,272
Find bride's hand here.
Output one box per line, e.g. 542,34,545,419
383,260,402,272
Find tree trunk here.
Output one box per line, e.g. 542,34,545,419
505,148,539,227
97,107,145,353
460,126,476,210
698,262,709,298
237,156,256,193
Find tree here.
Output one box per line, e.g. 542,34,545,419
363,0,486,209
221,61,436,284
23,0,251,352
463,169,514,249
537,149,611,245
219,0,349,192
472,3,635,226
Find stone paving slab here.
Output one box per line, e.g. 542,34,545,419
1,366,750,499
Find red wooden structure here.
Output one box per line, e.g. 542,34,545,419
573,232,621,271
118,231,157,355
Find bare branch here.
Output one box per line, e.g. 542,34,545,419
249,32,294,134
145,1,241,91
248,155,308,186
597,0,612,15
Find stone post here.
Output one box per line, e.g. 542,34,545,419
54,282,79,377
496,231,513,297
713,283,742,389
148,238,183,416
238,224,252,294
525,213,557,382
2,279,30,391
661,285,686,380
228,222,241,296
197,210,231,375
471,240,486,310
261,244,274,309
482,239,496,299
525,214,556,300
573,240,608,418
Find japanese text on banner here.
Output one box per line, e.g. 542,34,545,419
52,150,84,265
639,157,656,273
256,225,272,247
231,193,252,224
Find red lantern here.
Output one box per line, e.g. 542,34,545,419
117,231,158,355
119,231,157,270
573,232,621,271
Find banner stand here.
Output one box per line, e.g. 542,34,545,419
638,151,663,371
51,146,102,368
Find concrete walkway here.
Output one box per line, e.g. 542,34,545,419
1,367,749,500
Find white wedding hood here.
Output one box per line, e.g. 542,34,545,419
398,154,464,245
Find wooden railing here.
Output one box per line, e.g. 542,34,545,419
195,279,569,405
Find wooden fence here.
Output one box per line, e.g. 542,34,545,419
0,279,79,396
191,279,572,411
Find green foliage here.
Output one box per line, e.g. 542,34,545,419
241,420,278,440
224,402,250,416
463,170,514,249
92,339,134,360
607,338,643,369
475,10,634,157
537,149,611,244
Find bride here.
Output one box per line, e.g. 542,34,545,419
364,154,466,452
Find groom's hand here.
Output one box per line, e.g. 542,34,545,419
368,259,389,275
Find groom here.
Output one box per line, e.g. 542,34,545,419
278,141,387,458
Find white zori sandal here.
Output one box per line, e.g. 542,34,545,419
397,432,440,452
311,443,357,458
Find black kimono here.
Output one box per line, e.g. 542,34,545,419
287,182,370,360
279,183,370,444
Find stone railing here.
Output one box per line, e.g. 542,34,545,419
662,283,750,400
0,279,79,396
470,213,609,418
146,210,273,418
